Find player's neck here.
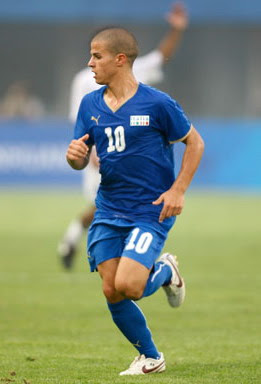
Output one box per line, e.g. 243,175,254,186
104,74,139,112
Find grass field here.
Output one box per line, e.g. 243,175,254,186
0,190,260,384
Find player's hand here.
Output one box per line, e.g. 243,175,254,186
167,2,189,31
152,188,185,223
66,134,90,161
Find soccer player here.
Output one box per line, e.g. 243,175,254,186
58,2,189,268
66,27,204,375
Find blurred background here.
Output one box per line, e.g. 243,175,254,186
0,0,261,189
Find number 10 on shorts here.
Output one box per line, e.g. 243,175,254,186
125,228,153,254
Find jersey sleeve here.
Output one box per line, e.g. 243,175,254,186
73,96,94,145
158,95,192,143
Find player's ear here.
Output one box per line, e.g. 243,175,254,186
116,53,127,66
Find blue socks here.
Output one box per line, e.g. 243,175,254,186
107,261,172,359
107,299,160,359
142,261,172,298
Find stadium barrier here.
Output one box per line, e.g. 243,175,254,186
0,118,81,187
0,118,260,190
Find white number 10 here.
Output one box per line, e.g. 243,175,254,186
125,228,153,254
105,126,126,152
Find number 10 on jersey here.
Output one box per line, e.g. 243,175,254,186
105,126,126,152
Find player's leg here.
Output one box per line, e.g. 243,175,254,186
98,258,164,371
117,225,185,306
116,225,171,298
92,237,161,359
111,227,185,374
97,257,124,303
115,256,171,299
57,163,100,269
89,225,164,375
104,265,163,371
57,205,96,268
109,232,167,375
142,253,185,307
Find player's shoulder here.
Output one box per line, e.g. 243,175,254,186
81,86,106,106
139,83,176,105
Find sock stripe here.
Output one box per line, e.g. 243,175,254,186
150,263,164,283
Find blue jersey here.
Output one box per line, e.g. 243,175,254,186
74,83,191,223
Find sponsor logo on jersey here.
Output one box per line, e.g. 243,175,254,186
91,115,100,125
130,115,150,126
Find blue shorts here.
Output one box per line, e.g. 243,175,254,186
87,219,172,272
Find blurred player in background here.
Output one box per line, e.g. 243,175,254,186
0,80,45,118
58,2,189,269
66,26,204,375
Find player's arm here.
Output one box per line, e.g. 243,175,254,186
66,134,92,170
158,2,188,62
170,125,204,196
153,126,204,222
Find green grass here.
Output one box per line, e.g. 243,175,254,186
0,190,260,383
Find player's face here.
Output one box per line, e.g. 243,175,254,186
88,40,118,85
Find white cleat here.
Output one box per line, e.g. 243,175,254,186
119,352,166,375
159,253,185,308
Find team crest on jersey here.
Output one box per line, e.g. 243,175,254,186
130,115,150,126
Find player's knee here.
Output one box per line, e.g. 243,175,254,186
115,279,143,300
102,283,118,302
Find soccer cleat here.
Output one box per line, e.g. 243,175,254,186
159,253,185,307
119,352,166,375
57,242,76,269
